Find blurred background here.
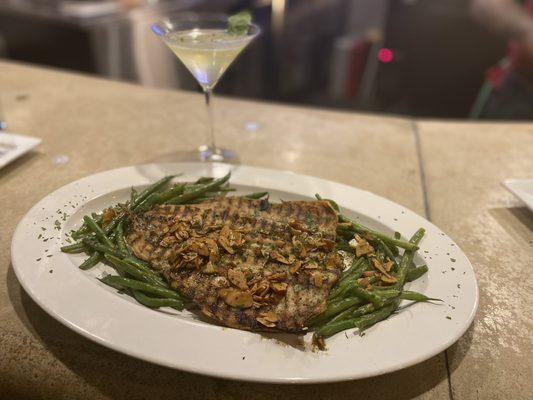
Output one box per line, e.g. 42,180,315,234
0,0,531,119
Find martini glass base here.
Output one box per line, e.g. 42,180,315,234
198,145,237,162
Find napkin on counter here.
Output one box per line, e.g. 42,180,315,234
503,179,533,212
0,132,41,169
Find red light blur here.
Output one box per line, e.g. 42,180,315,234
378,48,394,63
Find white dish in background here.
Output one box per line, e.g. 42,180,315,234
11,163,478,383
0,132,41,169
503,179,533,212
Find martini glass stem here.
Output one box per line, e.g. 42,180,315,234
204,89,217,153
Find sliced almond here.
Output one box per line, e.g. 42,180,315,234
227,268,248,290
380,275,398,284
256,316,276,328
268,272,287,281
326,255,339,270
290,260,302,274
363,270,375,277
289,219,308,232
271,281,288,294
102,207,117,227
304,261,319,269
159,235,177,247
270,251,292,265
218,288,253,309
317,239,336,251
218,236,234,254
383,260,395,272
202,261,217,274
371,257,394,279
311,271,324,287
357,277,369,286
355,242,374,257
182,252,198,262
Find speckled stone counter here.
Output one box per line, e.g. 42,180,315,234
0,61,531,399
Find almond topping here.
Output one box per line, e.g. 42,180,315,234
290,260,302,274
218,288,253,309
357,277,369,286
371,257,394,279
268,272,287,281
159,235,177,247
383,260,395,272
202,261,217,274
218,236,234,254
311,271,324,287
256,311,278,327
227,268,248,290
304,261,319,269
271,281,288,294
270,251,292,265
380,275,398,284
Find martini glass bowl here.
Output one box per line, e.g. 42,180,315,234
152,13,260,162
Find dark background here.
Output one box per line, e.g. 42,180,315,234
0,0,506,118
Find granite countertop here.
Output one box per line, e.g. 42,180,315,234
0,61,531,399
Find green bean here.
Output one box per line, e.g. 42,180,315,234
343,285,384,308
130,187,139,204
79,252,102,270
335,242,355,253
307,297,363,326
134,183,186,213
328,257,369,301
244,191,269,199
83,239,124,258
328,305,358,324
132,291,184,310
329,259,369,301
315,194,340,212
314,303,376,338
105,255,167,288
84,215,114,248
100,275,182,300
104,175,176,234
375,238,398,262
400,291,442,302
122,256,167,287
406,265,428,282
318,302,400,339
61,241,88,254
338,257,366,283
329,273,358,301
167,172,231,204
187,196,213,204
351,302,378,318
195,176,215,184
370,288,401,300
338,215,419,251
356,302,398,332
395,228,425,288
71,214,102,240
115,221,130,255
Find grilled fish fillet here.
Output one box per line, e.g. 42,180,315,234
126,197,342,332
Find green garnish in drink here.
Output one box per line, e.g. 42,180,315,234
228,11,252,35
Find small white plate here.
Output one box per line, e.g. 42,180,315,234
0,132,41,169
11,163,478,383
503,179,533,212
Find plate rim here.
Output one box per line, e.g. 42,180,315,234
11,162,479,383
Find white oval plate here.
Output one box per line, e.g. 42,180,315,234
11,163,478,383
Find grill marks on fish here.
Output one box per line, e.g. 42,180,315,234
126,197,342,332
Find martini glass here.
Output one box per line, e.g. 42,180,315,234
152,13,260,162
